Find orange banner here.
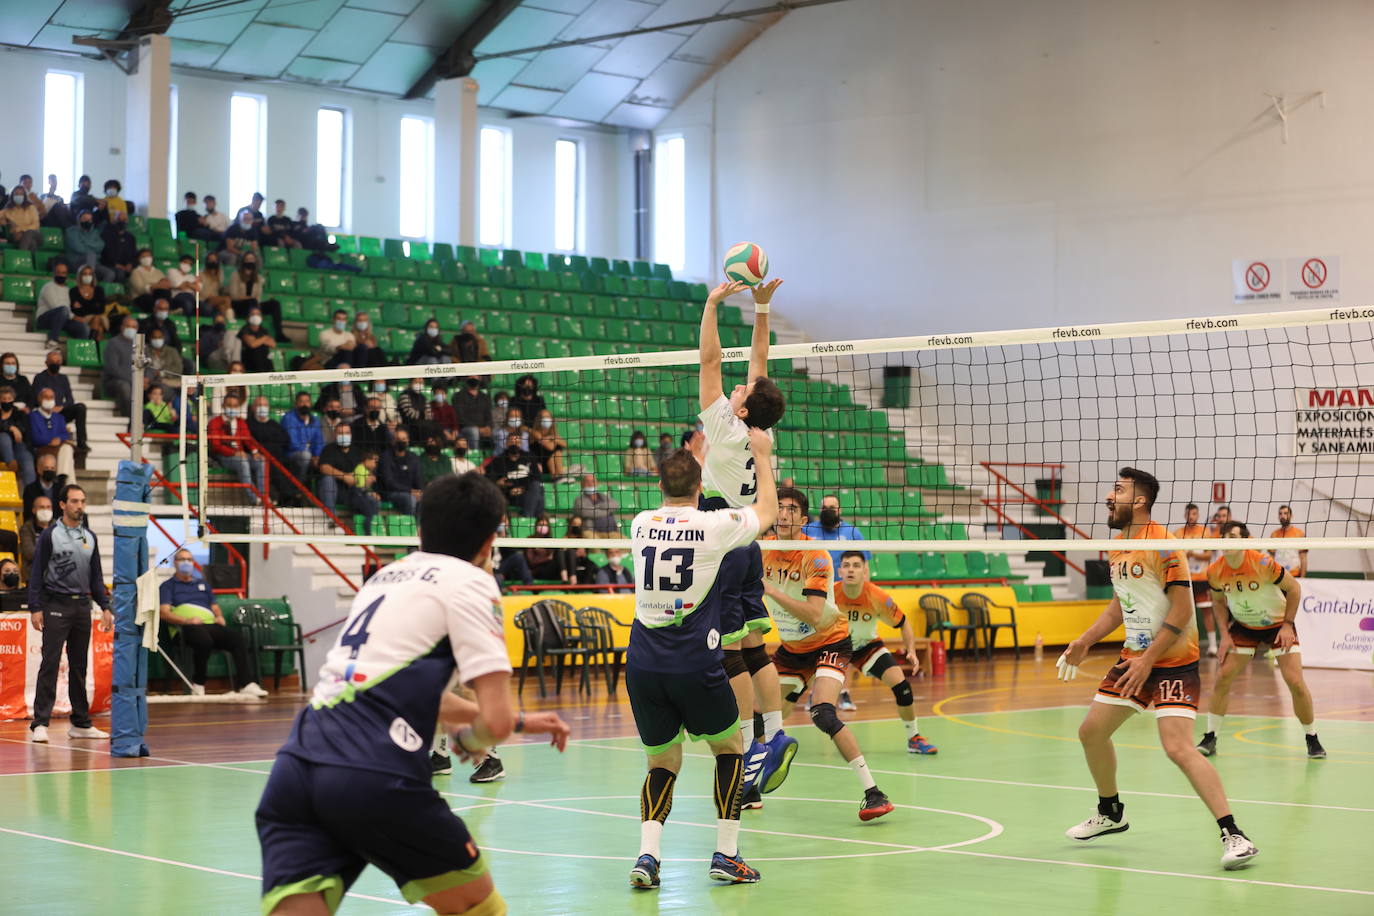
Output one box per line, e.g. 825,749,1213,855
0,615,26,720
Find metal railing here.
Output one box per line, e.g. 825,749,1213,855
979,461,1101,576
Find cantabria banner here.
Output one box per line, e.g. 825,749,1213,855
1295,578,1374,670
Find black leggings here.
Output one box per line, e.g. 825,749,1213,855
180,623,257,689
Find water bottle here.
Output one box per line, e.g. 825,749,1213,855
1034,632,1044,661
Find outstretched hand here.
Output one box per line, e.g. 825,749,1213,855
747,426,773,458
707,280,748,306
752,278,783,305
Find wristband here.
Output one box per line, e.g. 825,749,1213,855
754,302,770,314
514,712,525,734
1160,622,1182,635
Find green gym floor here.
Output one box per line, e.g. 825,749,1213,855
1,651,1370,915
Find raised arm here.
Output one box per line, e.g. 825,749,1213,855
699,280,747,409
748,279,782,382
748,427,777,533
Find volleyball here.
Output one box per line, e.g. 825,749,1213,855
723,242,769,286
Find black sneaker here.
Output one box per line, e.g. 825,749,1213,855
741,784,763,810
470,754,506,783
859,786,894,821
1196,731,1217,757
429,751,453,777
1306,734,1327,759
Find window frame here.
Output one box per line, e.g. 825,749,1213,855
479,125,513,249
228,92,268,218
41,70,84,203
653,133,686,274
398,114,435,240
553,137,582,253
316,106,349,231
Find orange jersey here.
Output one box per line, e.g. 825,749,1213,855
1109,521,1198,667
1207,550,1288,629
762,533,847,652
1172,523,1210,581
1268,525,1306,576
834,581,904,646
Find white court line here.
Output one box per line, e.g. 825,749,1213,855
0,826,417,908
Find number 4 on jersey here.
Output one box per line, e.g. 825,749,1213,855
340,596,383,659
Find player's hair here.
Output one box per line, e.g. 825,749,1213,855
658,448,701,497
1278,504,1291,512
1220,520,1251,538
743,376,786,430
419,472,506,561
839,550,867,564
1216,504,1231,514
1185,502,1198,511
1117,467,1159,509
777,486,809,517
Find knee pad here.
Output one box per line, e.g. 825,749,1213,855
722,649,749,679
810,702,844,737
742,644,772,676
891,680,914,707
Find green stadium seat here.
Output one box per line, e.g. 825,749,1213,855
944,552,968,578
66,338,99,367
359,237,384,258
39,227,64,251
2,276,35,304
323,275,351,297
989,554,1013,578
870,554,901,581
479,248,500,267
408,241,431,260
964,552,989,576
350,276,376,299
652,262,673,281
611,259,632,275
3,249,35,274
267,271,296,295
1030,584,1054,602
456,245,479,264
501,249,523,268
262,247,289,270
431,242,454,262
392,258,418,279
333,234,358,253
384,239,406,259
632,260,653,277
417,261,443,282
1012,584,1033,602
365,256,393,276
297,272,325,295
896,553,923,579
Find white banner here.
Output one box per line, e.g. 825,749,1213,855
1293,386,1374,457
1286,255,1341,301
1232,258,1282,304
1294,578,1374,669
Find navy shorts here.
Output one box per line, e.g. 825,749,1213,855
626,664,739,753
256,753,488,913
716,540,771,645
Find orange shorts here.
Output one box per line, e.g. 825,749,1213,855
775,637,852,693
1229,621,1299,657
1094,659,1200,718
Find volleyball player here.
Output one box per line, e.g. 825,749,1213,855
1056,468,1258,870
835,551,938,754
626,437,778,889
1173,502,1215,657
1195,521,1325,759
764,488,895,821
255,473,571,916
697,278,795,804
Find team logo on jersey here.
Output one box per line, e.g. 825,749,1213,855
674,599,695,610
666,517,677,524
389,717,424,752
707,628,720,649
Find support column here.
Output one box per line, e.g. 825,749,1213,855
434,76,478,246
124,34,171,219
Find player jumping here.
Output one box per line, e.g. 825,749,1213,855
764,488,895,821
1057,467,1259,870
627,438,779,889
1196,521,1325,759
255,473,571,915
835,551,938,754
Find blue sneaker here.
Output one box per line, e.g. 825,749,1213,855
907,734,938,755
709,851,761,883
760,730,799,794
741,740,770,792
629,854,660,889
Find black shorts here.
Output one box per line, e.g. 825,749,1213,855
850,639,897,677
774,636,854,689
1229,620,1299,656
626,664,739,753
256,754,487,913
716,541,771,645
1094,659,1201,719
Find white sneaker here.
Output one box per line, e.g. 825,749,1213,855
237,682,269,698
31,725,48,743
68,725,109,739
1206,642,1218,657
1066,810,1129,840
838,690,857,711
1220,829,1258,869
189,683,205,696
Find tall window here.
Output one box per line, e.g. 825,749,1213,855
479,126,511,248
42,71,83,198
553,138,581,252
316,108,346,229
167,84,179,214
654,134,686,273
228,93,266,215
398,115,433,239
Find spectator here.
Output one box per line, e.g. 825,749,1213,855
530,409,567,478
350,311,385,365
159,548,266,697
130,247,194,316
450,436,477,474
246,192,267,230
38,175,68,228
409,319,449,365
198,253,232,316
146,328,184,396
428,383,459,443
102,317,139,415
319,398,343,445
494,514,533,587
317,309,357,368
0,557,20,591
317,423,376,534
654,432,675,470
227,254,288,342
248,396,292,503
351,452,382,530
562,516,598,584
492,390,510,431
23,452,66,521
395,378,431,441
0,354,32,407
349,397,391,455
17,174,44,215
100,209,137,281
453,376,492,449
27,484,112,743
802,494,868,572
98,179,128,222
20,495,52,573
524,516,574,583
571,474,619,536
169,379,200,435
30,389,76,481
624,429,654,477
202,195,229,236
595,548,634,593
139,303,184,354
69,175,98,215
509,373,546,423
281,391,324,483
219,362,248,412
316,372,360,420
378,429,423,516
265,199,301,249
143,383,178,434
368,379,400,426
1270,504,1308,577
64,209,112,282
0,184,41,252
449,320,491,365
199,312,236,372
237,306,277,372
221,207,259,266
419,434,452,485
207,393,265,505
0,386,35,488
485,442,545,518
165,254,201,309
492,406,528,455
174,192,205,239
295,207,334,252
35,263,90,349
68,264,111,339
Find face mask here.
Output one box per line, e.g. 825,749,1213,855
434,392,446,404
425,444,440,456
0,401,10,410
608,554,622,568
426,326,439,338
333,320,346,332
297,405,311,416
568,525,582,537
336,435,351,448
79,274,92,286
46,362,60,374
12,192,24,203
695,423,704,433
497,399,508,409
356,321,369,331
410,383,423,393
80,219,92,229
54,273,67,285
139,256,152,267
453,447,466,457
123,327,137,340
466,378,480,389
240,219,252,229
105,188,118,197
373,382,386,393
632,438,644,448
41,399,55,411
538,418,553,429
582,487,597,496
254,407,269,421
248,315,262,327
325,410,340,421
535,526,550,536
155,310,168,321
180,262,192,273
395,441,408,453
366,409,380,421
151,338,165,350
176,561,195,576
508,417,521,428
2,572,18,589
35,509,52,525
41,470,55,483
206,261,218,270
496,523,507,536
819,507,841,529
2,365,15,377
223,408,239,420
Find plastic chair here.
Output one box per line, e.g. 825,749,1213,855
575,606,630,694
233,601,307,690
959,592,1020,659
918,593,983,659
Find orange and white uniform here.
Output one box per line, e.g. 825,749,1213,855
762,534,846,651
1268,525,1306,577
1110,521,1198,668
835,581,905,673
1206,550,1298,657
1172,522,1210,584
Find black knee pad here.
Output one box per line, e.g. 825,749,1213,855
867,651,897,681
722,649,748,679
810,702,844,737
891,679,914,707
742,644,772,675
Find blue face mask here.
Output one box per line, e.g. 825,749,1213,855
176,560,195,576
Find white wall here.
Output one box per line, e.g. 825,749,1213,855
0,46,633,257
658,0,1374,338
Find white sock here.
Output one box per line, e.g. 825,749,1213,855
716,818,740,857
1305,720,1318,736
739,718,754,748
639,820,663,859
432,730,448,754
762,710,783,742
903,718,920,739
1207,713,1224,734
848,755,877,791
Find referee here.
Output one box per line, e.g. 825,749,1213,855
28,483,112,743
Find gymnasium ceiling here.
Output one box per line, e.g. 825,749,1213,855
1,0,796,128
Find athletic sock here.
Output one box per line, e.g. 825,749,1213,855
1207,712,1224,734
1304,720,1318,736
639,821,664,860
903,718,920,739
714,753,744,855
740,718,754,748
1217,814,1245,838
1097,795,1122,819
762,710,782,742
716,818,741,858
848,755,877,791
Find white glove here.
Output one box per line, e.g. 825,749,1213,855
1056,652,1079,681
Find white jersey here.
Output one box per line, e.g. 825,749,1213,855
628,504,760,672
699,395,772,508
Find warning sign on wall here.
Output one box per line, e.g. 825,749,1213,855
1286,256,1340,301
1232,258,1282,304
